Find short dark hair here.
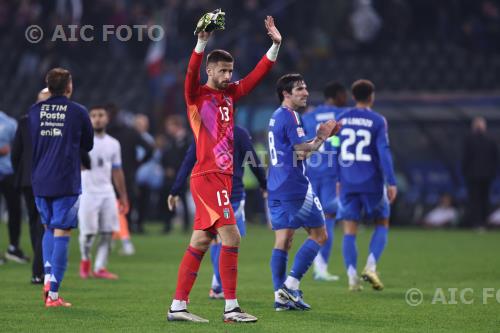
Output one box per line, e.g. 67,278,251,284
89,105,108,114
351,79,375,102
276,73,304,103
45,68,71,96
324,81,347,100
207,49,233,65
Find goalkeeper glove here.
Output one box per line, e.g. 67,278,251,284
194,8,225,35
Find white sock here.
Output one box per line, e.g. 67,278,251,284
365,253,377,273
79,233,95,261
313,253,327,274
94,233,112,272
284,276,300,290
170,299,187,311
347,265,358,285
44,273,50,285
225,299,239,312
48,291,58,300
211,274,220,289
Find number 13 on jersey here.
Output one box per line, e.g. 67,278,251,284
216,190,230,206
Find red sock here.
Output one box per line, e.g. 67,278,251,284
219,245,239,299
174,246,205,301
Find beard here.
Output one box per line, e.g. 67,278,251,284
216,80,230,90
94,127,105,134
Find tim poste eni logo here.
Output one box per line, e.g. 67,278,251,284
39,104,67,137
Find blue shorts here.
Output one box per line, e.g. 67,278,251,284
35,195,80,230
336,191,390,222
310,177,337,215
268,187,325,230
231,199,246,237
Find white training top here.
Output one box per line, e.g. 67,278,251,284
81,133,121,195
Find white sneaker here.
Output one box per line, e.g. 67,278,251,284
167,309,209,323
209,288,224,299
120,241,135,256
348,276,364,291
223,307,258,323
313,271,340,282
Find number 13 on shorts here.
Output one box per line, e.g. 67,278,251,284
216,190,230,206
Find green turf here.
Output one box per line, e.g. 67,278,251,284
0,222,499,332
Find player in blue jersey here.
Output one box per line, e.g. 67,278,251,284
29,68,94,307
302,82,348,282
267,74,340,311
168,125,267,299
335,79,397,291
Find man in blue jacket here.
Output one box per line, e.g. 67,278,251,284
29,68,94,307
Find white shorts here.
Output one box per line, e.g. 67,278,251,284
78,192,119,235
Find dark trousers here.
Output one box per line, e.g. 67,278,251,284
22,187,44,278
0,175,21,248
465,179,492,228
162,186,190,233
134,184,150,232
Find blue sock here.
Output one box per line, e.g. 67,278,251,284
319,218,335,264
50,236,70,293
343,234,357,271
290,239,321,280
42,228,54,277
270,248,288,291
210,242,222,289
369,226,388,261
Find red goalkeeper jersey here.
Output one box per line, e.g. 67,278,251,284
185,50,274,177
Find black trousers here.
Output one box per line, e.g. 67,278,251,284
0,175,21,248
134,184,150,232
22,187,44,277
162,186,190,233
465,180,492,228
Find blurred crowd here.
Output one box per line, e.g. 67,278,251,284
1,0,499,121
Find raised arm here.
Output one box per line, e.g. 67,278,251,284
185,32,211,104
232,16,281,102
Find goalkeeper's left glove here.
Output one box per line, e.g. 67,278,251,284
194,8,225,35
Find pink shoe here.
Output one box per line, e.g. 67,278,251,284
80,260,91,279
45,296,72,307
93,268,119,280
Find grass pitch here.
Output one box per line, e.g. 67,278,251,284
1,222,499,332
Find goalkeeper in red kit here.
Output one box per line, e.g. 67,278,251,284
167,11,281,323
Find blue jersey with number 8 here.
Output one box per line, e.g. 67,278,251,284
335,107,396,194
267,107,309,200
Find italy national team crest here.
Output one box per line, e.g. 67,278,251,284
223,208,230,219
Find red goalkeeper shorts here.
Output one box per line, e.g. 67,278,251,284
190,173,236,234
